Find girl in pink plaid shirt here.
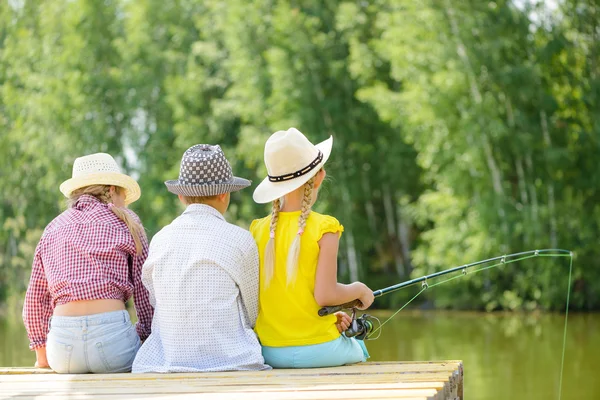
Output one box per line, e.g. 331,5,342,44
22,153,153,373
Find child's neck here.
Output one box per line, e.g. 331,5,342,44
280,192,304,212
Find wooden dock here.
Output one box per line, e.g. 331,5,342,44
0,361,463,400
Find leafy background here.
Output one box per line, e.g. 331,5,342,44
1,0,598,312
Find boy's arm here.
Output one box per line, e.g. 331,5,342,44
238,237,260,327
141,261,156,308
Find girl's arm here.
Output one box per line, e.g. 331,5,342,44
314,233,374,309
34,348,48,368
22,244,52,367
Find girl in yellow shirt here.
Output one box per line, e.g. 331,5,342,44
250,128,375,368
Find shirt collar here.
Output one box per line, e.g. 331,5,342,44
74,194,104,209
182,203,226,221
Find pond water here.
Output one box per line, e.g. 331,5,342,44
1,309,598,399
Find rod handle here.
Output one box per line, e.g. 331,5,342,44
318,300,362,316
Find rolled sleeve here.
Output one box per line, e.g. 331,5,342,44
131,235,153,340
22,244,53,350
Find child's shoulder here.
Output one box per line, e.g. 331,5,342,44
309,212,344,238
225,220,254,239
249,215,271,234
309,211,342,225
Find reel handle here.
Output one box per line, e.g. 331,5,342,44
317,299,362,316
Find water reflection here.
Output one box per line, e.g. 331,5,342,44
367,310,599,400
1,310,598,399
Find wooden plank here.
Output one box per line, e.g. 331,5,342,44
2,390,438,400
1,373,457,386
0,361,463,375
0,380,447,390
0,361,463,400
0,383,446,395
3,396,433,400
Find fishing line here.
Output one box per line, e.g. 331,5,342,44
369,287,427,336
558,254,573,400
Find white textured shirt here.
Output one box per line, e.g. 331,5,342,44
132,204,270,373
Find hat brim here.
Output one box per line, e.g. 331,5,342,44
165,176,251,196
252,136,333,204
59,172,141,205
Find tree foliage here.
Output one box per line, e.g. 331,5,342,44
1,0,598,311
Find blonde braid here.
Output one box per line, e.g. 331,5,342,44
286,176,315,285
263,198,281,288
109,204,144,256
69,185,144,255
97,188,112,204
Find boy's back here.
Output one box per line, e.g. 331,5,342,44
132,204,268,372
131,143,269,373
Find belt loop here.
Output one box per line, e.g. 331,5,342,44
48,316,52,331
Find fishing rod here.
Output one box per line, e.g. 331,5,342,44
318,249,572,317
322,248,573,400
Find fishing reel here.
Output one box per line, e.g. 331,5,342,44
344,309,376,340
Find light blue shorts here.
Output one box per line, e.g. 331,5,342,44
46,310,141,374
261,335,369,368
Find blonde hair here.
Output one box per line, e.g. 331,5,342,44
264,176,315,288
180,195,219,205
69,185,145,255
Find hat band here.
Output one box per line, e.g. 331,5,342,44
268,151,323,183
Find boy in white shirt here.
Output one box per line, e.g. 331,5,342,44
132,144,269,372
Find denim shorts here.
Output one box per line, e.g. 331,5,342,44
46,310,141,374
261,335,369,368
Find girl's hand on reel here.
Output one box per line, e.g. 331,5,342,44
334,311,352,333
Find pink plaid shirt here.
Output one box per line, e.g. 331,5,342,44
22,195,153,350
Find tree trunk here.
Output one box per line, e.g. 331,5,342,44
525,153,539,231
396,202,413,275
445,0,508,241
383,185,405,278
362,173,385,264
540,110,558,248
342,186,360,282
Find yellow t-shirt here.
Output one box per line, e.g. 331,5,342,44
250,211,344,347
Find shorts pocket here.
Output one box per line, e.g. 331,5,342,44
94,324,140,373
46,334,74,374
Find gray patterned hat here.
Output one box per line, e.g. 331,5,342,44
165,144,251,196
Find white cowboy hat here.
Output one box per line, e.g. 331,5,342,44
165,144,251,196
253,128,333,204
59,153,141,205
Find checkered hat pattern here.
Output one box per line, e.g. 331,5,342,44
165,144,251,196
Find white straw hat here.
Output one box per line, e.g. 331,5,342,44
59,153,141,205
253,128,333,204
